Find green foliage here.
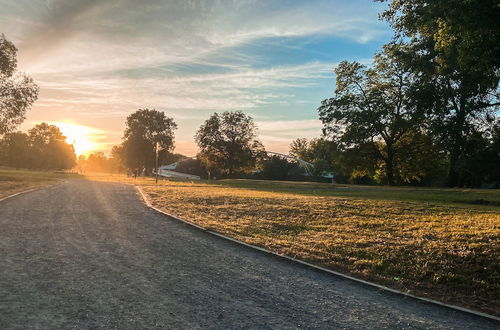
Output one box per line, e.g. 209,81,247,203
195,111,265,176
454,124,500,187
290,138,336,164
0,34,39,135
391,131,448,186
378,0,500,186
379,0,499,79
318,45,426,185
289,137,338,180
312,2,499,187
259,155,297,181
333,143,379,184
121,108,177,173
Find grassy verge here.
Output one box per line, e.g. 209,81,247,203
88,174,500,316
0,168,80,199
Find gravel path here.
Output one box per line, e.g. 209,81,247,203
0,180,498,329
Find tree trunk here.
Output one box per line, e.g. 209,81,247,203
386,147,395,186
447,104,467,187
447,152,460,187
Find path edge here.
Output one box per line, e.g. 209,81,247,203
135,185,500,323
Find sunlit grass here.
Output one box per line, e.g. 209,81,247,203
88,173,500,315
215,179,500,207
0,168,80,198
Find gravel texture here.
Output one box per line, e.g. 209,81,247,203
0,180,498,329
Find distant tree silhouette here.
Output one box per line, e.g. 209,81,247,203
109,145,126,173
75,150,126,174
121,109,177,175
195,111,265,177
27,123,76,170
0,123,75,170
0,34,39,135
0,131,30,168
86,152,108,172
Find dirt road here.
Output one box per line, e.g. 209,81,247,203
0,180,497,329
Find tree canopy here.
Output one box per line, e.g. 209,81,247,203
378,0,500,80
0,34,39,135
121,108,177,174
318,45,426,185
195,111,265,176
312,0,499,187
377,0,500,186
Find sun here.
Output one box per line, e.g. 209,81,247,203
50,122,103,156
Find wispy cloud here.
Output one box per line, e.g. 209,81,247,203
33,61,336,116
257,119,323,132
1,0,390,155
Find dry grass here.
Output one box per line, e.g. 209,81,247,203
88,174,500,315
0,168,80,199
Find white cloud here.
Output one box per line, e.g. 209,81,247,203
1,0,388,154
29,61,335,117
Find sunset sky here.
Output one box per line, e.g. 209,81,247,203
0,0,391,156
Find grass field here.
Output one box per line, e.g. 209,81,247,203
0,168,80,199
88,174,500,316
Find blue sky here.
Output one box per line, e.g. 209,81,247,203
0,0,391,155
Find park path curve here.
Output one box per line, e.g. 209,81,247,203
0,180,497,329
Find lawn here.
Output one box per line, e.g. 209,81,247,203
0,168,80,199
91,174,500,315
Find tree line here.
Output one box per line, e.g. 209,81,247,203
0,123,76,170
1,1,498,186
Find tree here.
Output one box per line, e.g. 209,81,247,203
289,138,310,161
378,0,499,79
27,123,76,170
0,123,75,170
0,131,30,168
318,45,423,185
333,143,380,184
0,34,39,135
108,145,126,173
76,154,86,174
259,155,295,181
121,109,177,174
378,0,500,186
380,130,447,186
86,152,108,173
452,123,500,187
195,111,265,176
289,137,338,180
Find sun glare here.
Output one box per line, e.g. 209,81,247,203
50,122,103,156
